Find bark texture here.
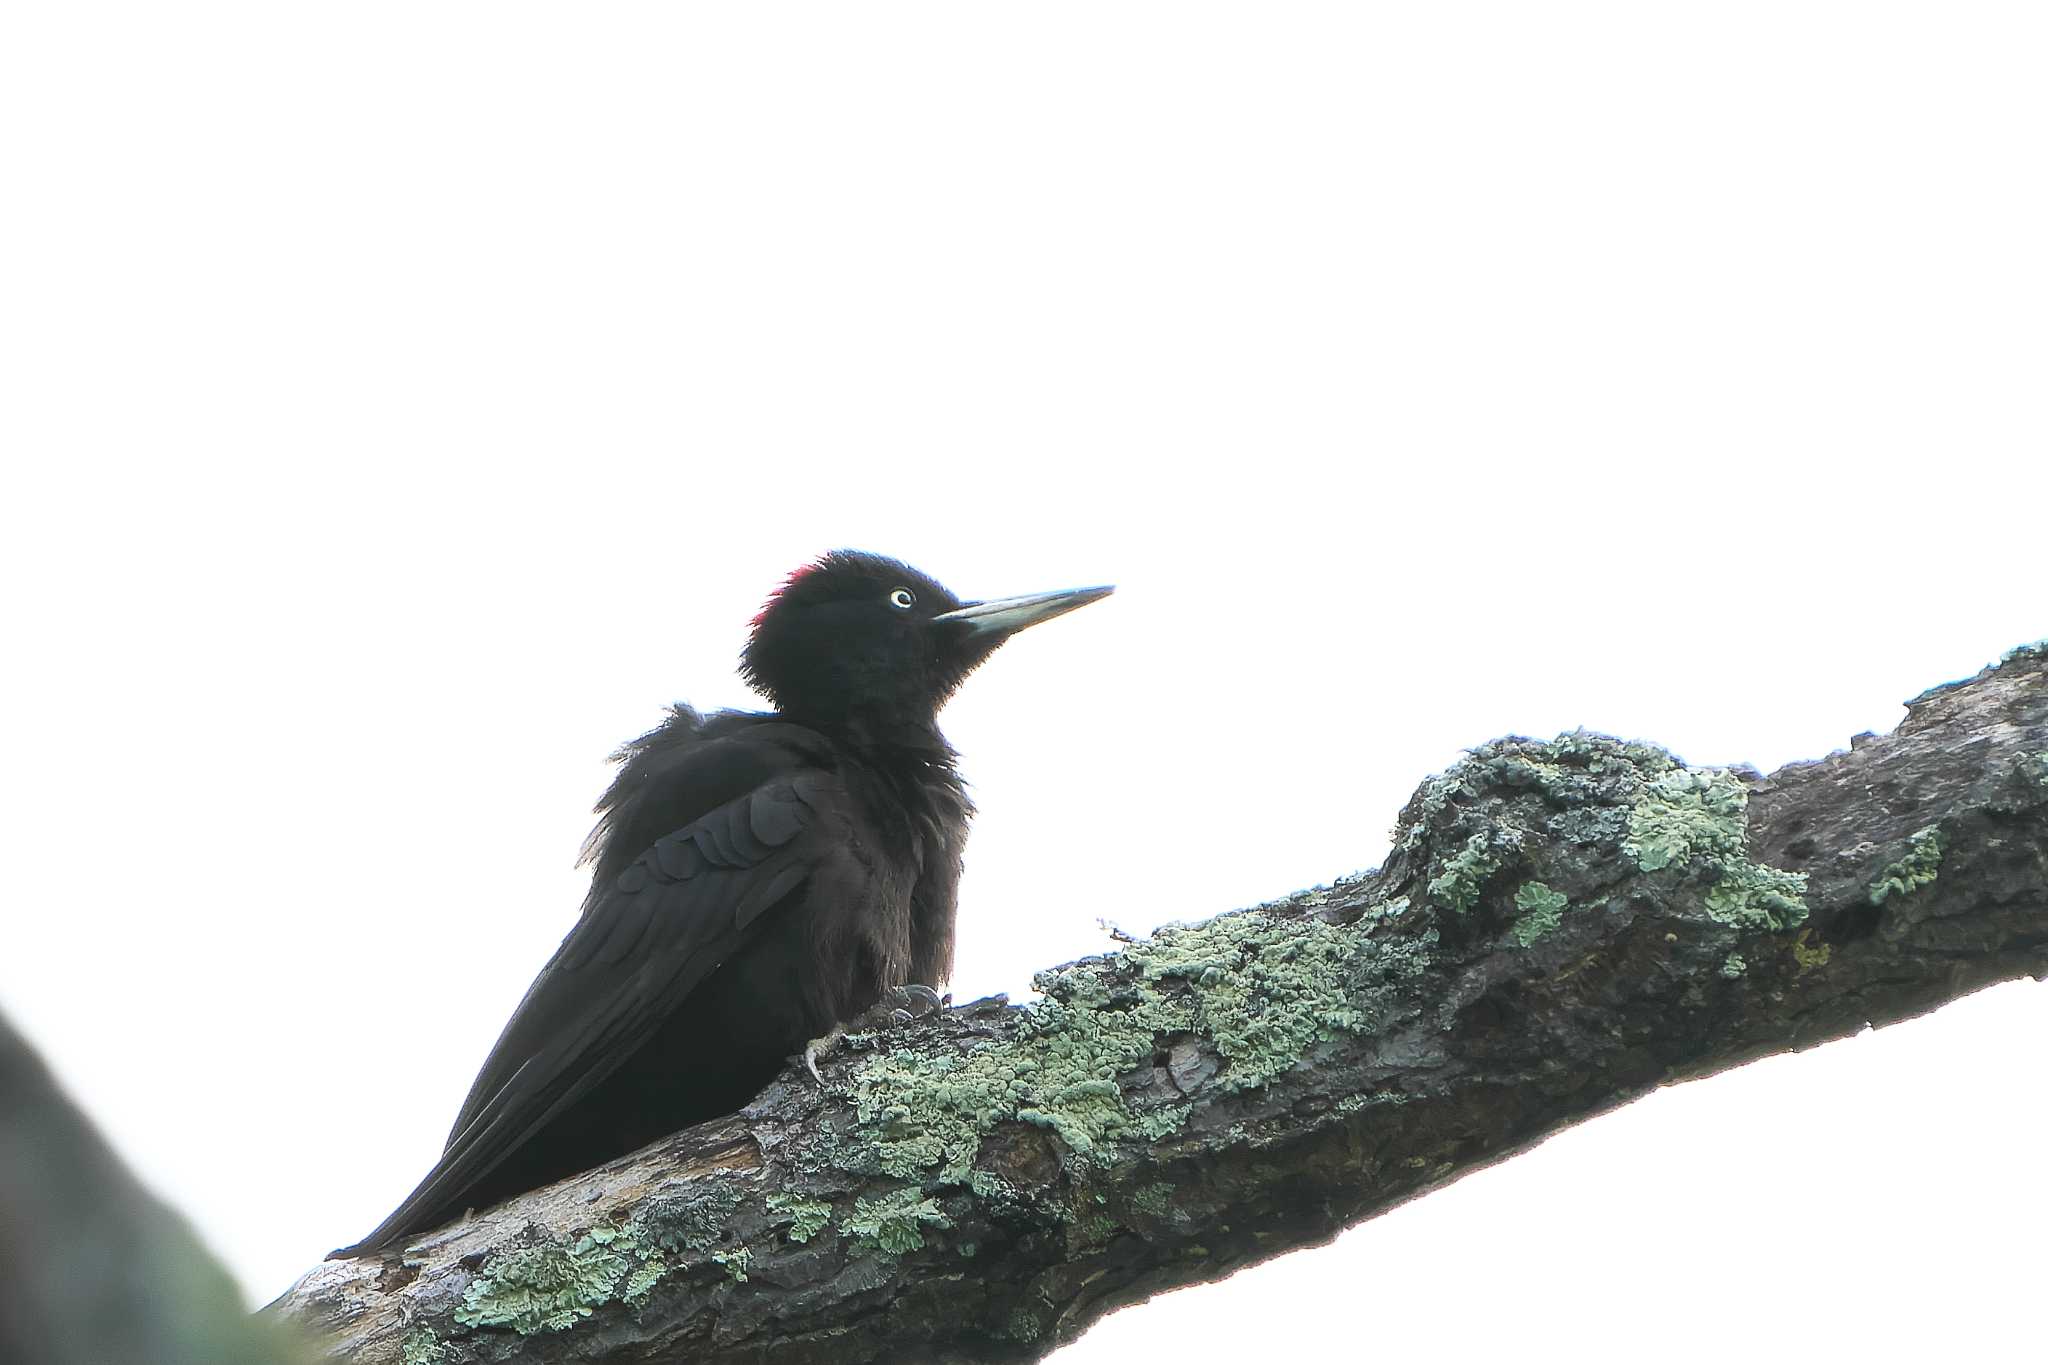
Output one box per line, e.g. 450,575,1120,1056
277,644,2048,1365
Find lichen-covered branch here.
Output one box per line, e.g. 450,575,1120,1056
277,644,2048,1365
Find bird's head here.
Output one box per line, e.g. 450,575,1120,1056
740,550,1113,730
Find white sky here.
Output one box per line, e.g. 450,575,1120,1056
3,4,2043,1362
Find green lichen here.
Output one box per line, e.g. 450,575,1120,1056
454,1223,642,1335
1394,731,1678,854
1004,1308,1044,1343
854,1042,1025,1178
1479,753,1583,804
712,1248,752,1282
849,905,1432,1181
841,1187,952,1256
1398,734,1687,921
400,1328,445,1365
1624,768,1807,931
639,1181,744,1254
1869,825,1945,905
968,1169,1015,1202
1131,1181,1177,1218
1399,767,1475,850
450,1190,755,1334
1553,805,1629,846
1625,769,1745,872
1508,881,1568,947
620,1252,666,1302
1016,1078,1125,1153
1720,953,1746,978
1539,729,1682,777
1790,930,1832,975
765,1193,833,1244
1703,861,1810,931
1075,1210,1121,1245
1427,832,1500,913
1131,1103,1192,1139
1126,913,1379,1091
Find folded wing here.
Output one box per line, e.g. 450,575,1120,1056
335,773,832,1255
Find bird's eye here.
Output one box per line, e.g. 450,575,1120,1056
888,587,917,610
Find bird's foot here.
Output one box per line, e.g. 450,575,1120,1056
802,984,947,1083
861,982,945,1027
802,1026,844,1085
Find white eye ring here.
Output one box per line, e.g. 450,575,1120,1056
888,587,916,610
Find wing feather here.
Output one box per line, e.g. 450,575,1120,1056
340,766,838,1255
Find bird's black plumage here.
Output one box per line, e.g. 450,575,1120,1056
333,551,1110,1257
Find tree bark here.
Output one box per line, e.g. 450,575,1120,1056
276,644,2048,1364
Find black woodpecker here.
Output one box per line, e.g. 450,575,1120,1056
332,550,1111,1257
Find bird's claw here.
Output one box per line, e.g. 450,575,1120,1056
800,984,947,1084
802,1027,842,1085
881,983,945,1019
847,983,945,1033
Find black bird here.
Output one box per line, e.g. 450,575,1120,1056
332,551,1111,1257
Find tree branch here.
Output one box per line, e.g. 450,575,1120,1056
277,644,2048,1364
0,1009,305,1364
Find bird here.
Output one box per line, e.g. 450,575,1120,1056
331,551,1112,1258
